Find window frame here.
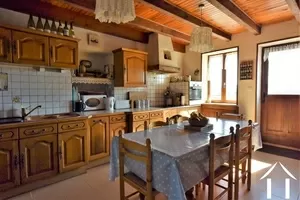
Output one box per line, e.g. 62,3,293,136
208,51,238,104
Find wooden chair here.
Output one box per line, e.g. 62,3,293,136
167,114,189,124
216,112,244,120
234,121,253,200
147,121,168,130
196,130,234,200
119,134,158,200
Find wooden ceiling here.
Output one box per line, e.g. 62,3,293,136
0,0,298,52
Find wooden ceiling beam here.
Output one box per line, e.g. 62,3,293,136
207,0,261,34
0,0,148,43
138,0,232,40
285,0,300,23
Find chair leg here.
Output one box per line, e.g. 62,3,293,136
139,193,145,200
208,184,214,200
228,169,233,200
202,182,205,190
242,161,246,184
234,164,239,200
120,179,125,200
247,158,252,191
195,184,199,196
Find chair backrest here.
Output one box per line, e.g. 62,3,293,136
167,114,189,124
235,120,253,159
209,130,234,186
147,121,168,130
119,134,153,196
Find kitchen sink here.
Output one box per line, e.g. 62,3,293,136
0,117,23,124
26,113,81,121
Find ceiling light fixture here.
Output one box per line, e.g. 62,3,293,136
189,4,213,53
95,0,136,24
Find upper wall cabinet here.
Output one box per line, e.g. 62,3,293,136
50,38,78,68
0,24,79,69
12,31,49,66
0,27,12,63
113,48,148,87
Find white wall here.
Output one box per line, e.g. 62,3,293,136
213,19,300,120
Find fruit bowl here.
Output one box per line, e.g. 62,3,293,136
188,118,209,127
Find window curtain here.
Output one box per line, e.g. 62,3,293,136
263,42,300,61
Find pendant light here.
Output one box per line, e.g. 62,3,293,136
189,4,213,53
95,0,136,24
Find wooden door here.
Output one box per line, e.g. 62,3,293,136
0,140,20,191
110,122,127,137
59,130,87,173
0,27,12,63
124,52,147,87
88,117,110,161
12,31,49,65
132,120,149,132
19,135,58,184
50,38,78,68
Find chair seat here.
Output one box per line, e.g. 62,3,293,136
202,165,230,185
124,172,158,196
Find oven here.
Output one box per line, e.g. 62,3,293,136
189,81,202,105
81,95,107,111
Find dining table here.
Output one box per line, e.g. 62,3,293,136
109,117,262,200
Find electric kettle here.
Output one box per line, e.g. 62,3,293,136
105,97,115,111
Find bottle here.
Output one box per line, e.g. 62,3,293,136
50,19,57,34
63,21,69,36
69,22,75,38
57,21,63,36
36,16,43,31
27,14,35,30
43,18,50,33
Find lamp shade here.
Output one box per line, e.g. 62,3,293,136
189,26,213,53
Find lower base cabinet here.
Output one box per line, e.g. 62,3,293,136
20,135,58,184
0,140,20,191
59,130,88,173
132,120,148,132
110,122,127,137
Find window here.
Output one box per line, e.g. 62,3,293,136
208,51,238,103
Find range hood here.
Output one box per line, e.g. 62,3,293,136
147,33,180,73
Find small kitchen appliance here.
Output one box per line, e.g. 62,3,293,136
189,81,202,105
73,100,86,112
81,95,106,111
105,96,115,111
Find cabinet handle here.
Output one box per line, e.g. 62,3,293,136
13,155,18,170
58,146,62,160
20,153,24,169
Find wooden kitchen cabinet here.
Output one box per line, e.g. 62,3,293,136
201,104,239,117
110,122,127,137
19,134,58,184
12,31,49,66
0,27,12,63
113,48,148,87
163,109,178,121
59,129,88,173
0,140,20,191
177,106,200,118
49,38,78,69
88,117,110,161
132,120,149,132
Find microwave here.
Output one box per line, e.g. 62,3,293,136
81,95,107,111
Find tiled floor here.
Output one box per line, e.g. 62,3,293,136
8,151,300,200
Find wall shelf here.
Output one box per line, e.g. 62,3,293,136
72,77,112,84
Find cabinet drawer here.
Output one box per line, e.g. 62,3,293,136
110,115,126,123
58,120,86,133
0,128,18,141
20,124,57,139
133,113,149,122
150,111,163,119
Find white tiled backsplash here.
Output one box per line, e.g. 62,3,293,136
0,65,72,118
114,73,171,107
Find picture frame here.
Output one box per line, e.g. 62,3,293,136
88,33,100,47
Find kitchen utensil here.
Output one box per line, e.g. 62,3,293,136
79,60,92,74
105,96,115,111
73,100,86,112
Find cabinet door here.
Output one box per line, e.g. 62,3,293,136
88,117,110,161
132,120,149,132
59,130,87,173
124,52,147,87
12,31,49,65
19,135,58,184
50,38,78,69
110,122,127,137
0,27,12,63
0,140,20,191
164,109,178,121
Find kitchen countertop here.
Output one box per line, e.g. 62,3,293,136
0,105,202,128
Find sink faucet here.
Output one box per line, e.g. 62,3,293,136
21,105,42,120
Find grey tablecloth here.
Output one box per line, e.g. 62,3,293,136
109,118,261,200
